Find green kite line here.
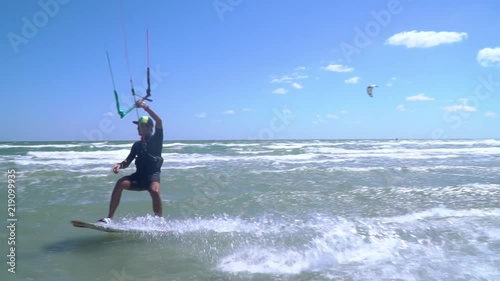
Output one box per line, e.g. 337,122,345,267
106,30,152,119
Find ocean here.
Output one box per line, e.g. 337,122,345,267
1,139,500,281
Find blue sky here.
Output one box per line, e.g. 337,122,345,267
2,0,500,141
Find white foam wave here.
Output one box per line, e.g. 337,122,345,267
113,215,288,236
15,150,128,167
164,142,261,149
382,139,500,147
218,247,310,274
263,139,500,149
217,216,404,274
306,146,500,159
164,153,321,164
217,208,500,275
209,142,261,147
26,150,129,159
0,142,108,149
247,165,500,174
381,206,500,224
234,150,275,155
163,142,210,149
5,138,500,169
165,165,207,170
75,206,500,277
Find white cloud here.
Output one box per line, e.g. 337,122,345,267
327,114,338,119
313,114,325,124
270,73,308,83
271,76,293,83
406,93,435,101
273,88,288,94
344,76,360,84
443,99,476,112
292,82,303,89
477,47,500,67
324,64,354,72
386,77,397,87
282,108,292,115
292,73,308,80
223,110,235,115
195,112,207,118
104,112,114,117
295,66,306,71
397,105,406,111
340,110,348,115
242,108,251,112
484,111,497,118
386,31,468,48
443,105,476,112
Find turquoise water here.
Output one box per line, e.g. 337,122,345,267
1,139,500,280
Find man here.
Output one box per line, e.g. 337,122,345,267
98,100,163,223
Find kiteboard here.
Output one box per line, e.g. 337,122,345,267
71,220,126,233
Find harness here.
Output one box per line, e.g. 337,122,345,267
135,140,163,172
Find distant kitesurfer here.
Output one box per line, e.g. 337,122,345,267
98,99,163,223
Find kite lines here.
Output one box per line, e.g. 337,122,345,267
106,1,152,119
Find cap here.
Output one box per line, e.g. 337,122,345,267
133,116,154,127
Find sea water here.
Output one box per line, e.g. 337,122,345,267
1,139,499,280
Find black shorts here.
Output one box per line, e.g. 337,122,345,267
126,172,161,191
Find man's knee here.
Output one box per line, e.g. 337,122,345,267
116,177,132,190
149,182,161,194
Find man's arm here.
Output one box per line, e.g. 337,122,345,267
121,143,138,169
137,100,162,129
112,142,137,173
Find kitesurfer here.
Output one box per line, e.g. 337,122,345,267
98,99,163,223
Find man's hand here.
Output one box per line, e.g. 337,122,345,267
112,163,121,174
136,99,147,109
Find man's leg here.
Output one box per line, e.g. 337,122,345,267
148,182,162,217
108,177,132,219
